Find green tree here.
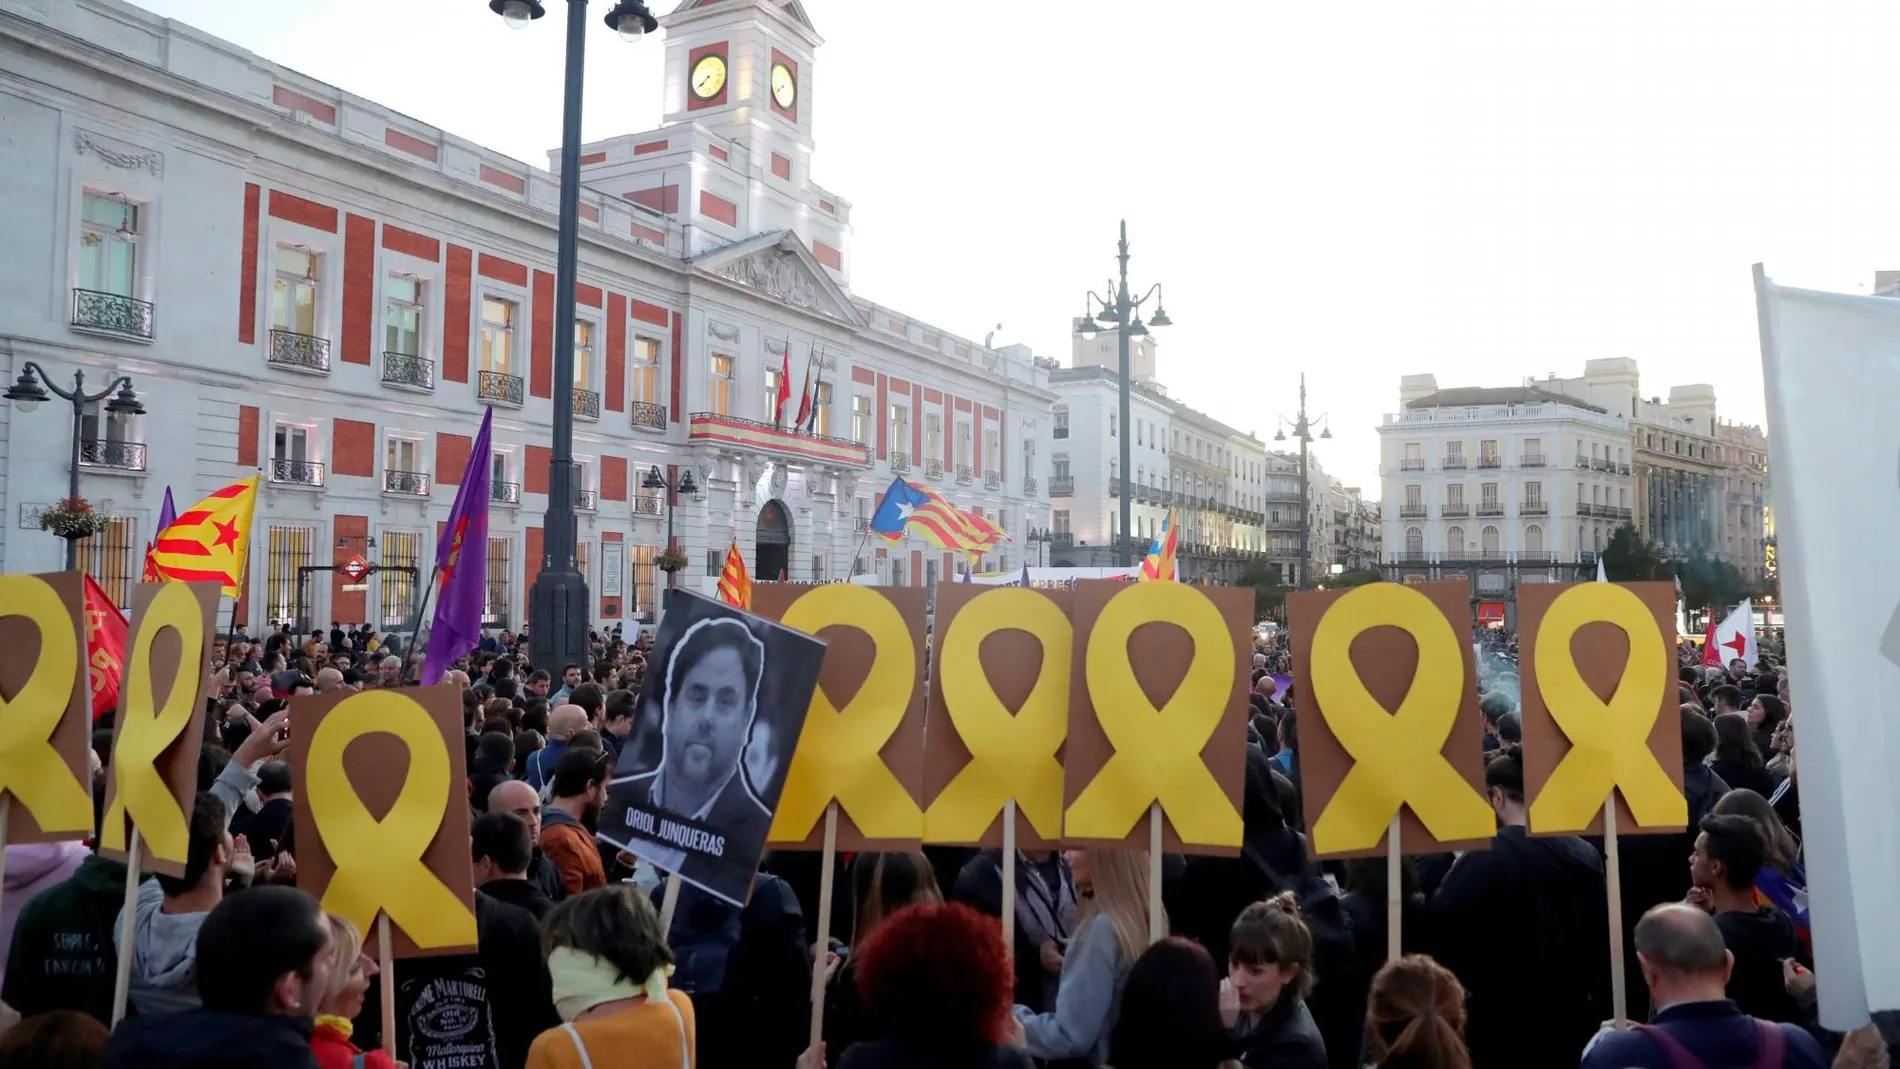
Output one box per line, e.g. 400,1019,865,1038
1237,564,1292,621
1676,550,1753,617
1599,523,1664,581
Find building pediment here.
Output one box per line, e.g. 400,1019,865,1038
693,230,862,327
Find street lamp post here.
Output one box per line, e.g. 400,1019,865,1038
1273,373,1330,590
4,363,146,569
642,464,698,566
494,0,657,673
1076,221,1172,569
1026,526,1055,567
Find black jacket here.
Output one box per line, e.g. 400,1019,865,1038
1711,758,1776,800
3,852,128,1024
479,876,556,921
1428,825,1609,1069
1580,999,1827,1069
950,850,1076,1015
835,1038,1034,1069
526,851,567,904
1616,763,1729,1019
230,797,295,855
103,1010,318,1069
657,872,810,1069
1233,995,1328,1069
1717,906,1807,1024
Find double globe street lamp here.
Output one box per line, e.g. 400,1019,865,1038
5,362,146,569
490,0,658,671
641,465,698,574
1075,221,1172,568
1272,373,1330,589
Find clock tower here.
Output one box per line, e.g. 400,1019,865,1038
663,0,816,157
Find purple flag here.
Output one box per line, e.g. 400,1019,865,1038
156,487,177,534
422,408,493,684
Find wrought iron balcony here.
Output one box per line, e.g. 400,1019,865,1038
1399,459,1426,471
1109,478,1121,498
924,457,945,480
955,464,973,486
1399,504,1428,518
79,439,146,471
1440,504,1469,518
573,388,601,421
478,370,525,407
1575,457,1591,469
576,490,598,511
1520,501,1549,515
381,351,434,391
1618,463,1631,476
384,470,430,496
1023,476,1038,496
983,470,1001,490
268,330,331,374
491,481,521,504
1477,504,1505,517
686,413,873,469
1521,454,1546,467
630,401,667,432
1478,456,1502,469
891,451,911,475
270,458,324,486
1443,457,1467,470
633,494,663,516
1048,476,1075,496
71,289,154,340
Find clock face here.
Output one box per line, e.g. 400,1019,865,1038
690,54,727,100
771,62,797,110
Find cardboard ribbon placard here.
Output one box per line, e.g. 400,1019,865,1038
1306,583,1495,855
102,581,217,871
302,690,477,952
0,574,93,837
924,587,1071,843
1523,582,1686,834
1065,582,1244,847
766,585,924,843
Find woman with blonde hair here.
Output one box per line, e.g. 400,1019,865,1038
1361,956,1473,1069
526,885,693,1069
308,915,397,1069
1012,849,1154,1067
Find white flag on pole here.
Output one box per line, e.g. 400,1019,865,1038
1708,600,1758,670
1755,264,1900,1031
1596,556,1608,584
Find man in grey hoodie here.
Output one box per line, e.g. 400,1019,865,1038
114,792,254,1016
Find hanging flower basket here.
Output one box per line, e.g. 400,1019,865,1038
655,546,690,574
40,496,110,539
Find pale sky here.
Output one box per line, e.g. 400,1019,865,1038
132,0,1900,491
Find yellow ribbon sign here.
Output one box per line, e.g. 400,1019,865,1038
0,575,92,835
768,586,924,842
103,582,206,865
1065,582,1242,847
306,691,477,949
1307,584,1494,855
924,588,1071,843
1528,583,1686,833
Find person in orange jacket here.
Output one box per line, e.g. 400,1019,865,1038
541,749,612,896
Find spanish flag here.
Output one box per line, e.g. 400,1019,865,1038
717,540,752,610
146,476,260,595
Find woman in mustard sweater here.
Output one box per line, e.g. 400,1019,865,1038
525,886,695,1069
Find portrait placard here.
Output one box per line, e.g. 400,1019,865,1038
922,582,1072,849
290,684,478,957
1518,581,1687,836
1061,580,1250,853
100,581,219,876
0,572,98,842
754,584,927,850
1287,582,1493,860
599,589,825,907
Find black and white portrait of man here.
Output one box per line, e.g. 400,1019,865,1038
597,589,823,906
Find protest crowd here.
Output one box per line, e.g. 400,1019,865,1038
0,602,1884,1069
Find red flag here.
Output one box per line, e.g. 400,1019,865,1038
774,349,792,426
1702,619,1720,667
793,358,815,433
82,575,127,720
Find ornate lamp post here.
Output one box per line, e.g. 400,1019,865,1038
1272,373,1330,589
642,464,698,576
4,363,146,568
1075,221,1172,568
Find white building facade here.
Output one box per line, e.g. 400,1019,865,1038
1378,376,1632,626
0,0,1053,631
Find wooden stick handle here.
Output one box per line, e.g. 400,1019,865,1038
808,802,839,1049
1386,814,1402,963
110,829,141,1027
1147,803,1164,944
658,871,683,934
1001,800,1017,959
1604,796,1628,1029
379,914,396,1059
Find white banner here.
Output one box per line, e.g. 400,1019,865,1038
601,541,624,599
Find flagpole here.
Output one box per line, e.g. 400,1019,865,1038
402,566,442,685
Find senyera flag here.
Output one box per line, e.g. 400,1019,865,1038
717,540,752,610
422,407,494,685
146,477,259,595
1139,507,1179,582
82,574,127,720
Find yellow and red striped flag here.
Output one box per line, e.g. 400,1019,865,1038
146,476,260,595
876,482,989,556
964,510,1011,550
717,540,752,610
1139,507,1179,582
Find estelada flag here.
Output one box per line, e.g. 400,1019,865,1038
717,540,751,610
147,476,260,595
1139,507,1179,582
82,574,126,720
963,510,1010,549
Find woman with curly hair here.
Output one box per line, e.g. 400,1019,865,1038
799,901,1031,1069
1361,956,1472,1069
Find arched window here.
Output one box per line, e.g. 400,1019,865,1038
1481,525,1500,555
1525,524,1544,553
1594,526,1604,551
1446,526,1465,557
1405,527,1423,555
